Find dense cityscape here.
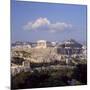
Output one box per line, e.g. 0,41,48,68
11,39,87,89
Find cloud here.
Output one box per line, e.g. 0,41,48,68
32,17,50,29
23,17,72,32
49,22,72,32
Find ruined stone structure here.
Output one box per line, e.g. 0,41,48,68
36,40,52,48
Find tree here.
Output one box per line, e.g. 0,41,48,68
72,64,87,84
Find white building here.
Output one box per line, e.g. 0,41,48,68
36,40,52,48
12,44,31,51
82,45,87,59
22,44,31,49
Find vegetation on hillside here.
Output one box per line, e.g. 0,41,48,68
11,63,87,89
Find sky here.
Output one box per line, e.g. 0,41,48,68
11,0,87,43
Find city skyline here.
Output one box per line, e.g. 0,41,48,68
11,0,87,44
